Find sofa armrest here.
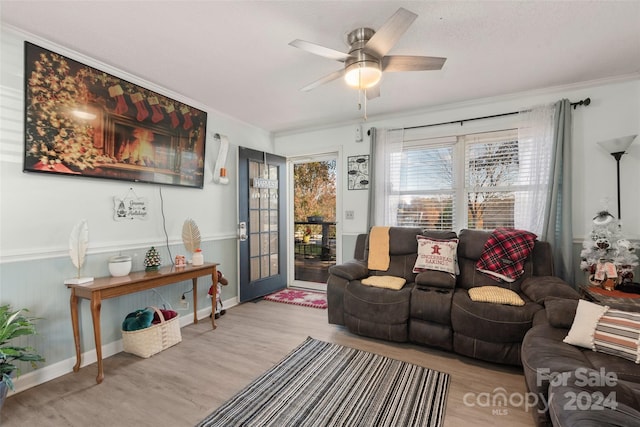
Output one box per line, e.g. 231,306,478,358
415,270,456,289
520,276,580,304
328,260,369,281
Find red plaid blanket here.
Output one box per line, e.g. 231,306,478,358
476,228,537,282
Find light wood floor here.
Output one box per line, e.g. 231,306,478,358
1,300,535,426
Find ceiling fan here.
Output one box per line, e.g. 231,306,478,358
289,7,446,100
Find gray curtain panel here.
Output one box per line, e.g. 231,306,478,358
367,127,377,230
542,98,573,284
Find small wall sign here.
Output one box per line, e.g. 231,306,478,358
252,177,278,189
114,188,148,221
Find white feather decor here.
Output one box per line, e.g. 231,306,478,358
182,218,201,253
64,219,93,285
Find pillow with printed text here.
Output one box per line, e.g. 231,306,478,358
413,236,459,275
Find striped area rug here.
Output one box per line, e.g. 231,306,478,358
197,337,449,427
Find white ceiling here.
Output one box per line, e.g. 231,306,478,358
2,1,639,135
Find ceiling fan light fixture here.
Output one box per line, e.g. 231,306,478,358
344,61,381,89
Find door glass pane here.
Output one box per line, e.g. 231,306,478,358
250,210,259,228
260,210,270,232
250,257,260,281
261,255,269,277
250,233,259,257
248,158,279,282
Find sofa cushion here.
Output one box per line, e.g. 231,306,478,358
457,228,554,293
361,275,406,290
468,286,525,306
545,297,579,329
452,289,542,343
457,257,534,291
343,281,413,343
457,229,491,260
582,345,640,384
344,281,413,325
415,270,457,289
521,276,580,304
548,375,640,427
384,227,423,255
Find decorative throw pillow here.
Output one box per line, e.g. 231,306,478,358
361,275,407,290
563,299,609,349
594,309,640,364
152,309,178,324
476,228,537,283
122,308,155,331
412,236,459,275
468,286,525,306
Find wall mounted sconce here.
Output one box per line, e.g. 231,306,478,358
597,134,637,219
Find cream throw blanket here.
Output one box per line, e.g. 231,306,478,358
368,226,390,270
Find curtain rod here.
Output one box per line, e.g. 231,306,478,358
402,97,591,131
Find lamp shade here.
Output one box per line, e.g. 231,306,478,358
344,61,382,89
597,135,637,154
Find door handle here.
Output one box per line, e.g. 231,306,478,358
238,222,247,241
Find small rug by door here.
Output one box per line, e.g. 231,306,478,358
197,337,450,427
263,288,327,309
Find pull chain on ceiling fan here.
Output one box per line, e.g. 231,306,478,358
289,7,447,115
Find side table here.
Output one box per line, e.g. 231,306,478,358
578,283,640,312
67,263,218,383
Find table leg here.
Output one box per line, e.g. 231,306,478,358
192,277,198,324
211,265,217,329
70,290,81,373
90,295,104,384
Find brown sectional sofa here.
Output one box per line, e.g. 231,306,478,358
327,226,640,426
522,297,640,426
328,227,572,366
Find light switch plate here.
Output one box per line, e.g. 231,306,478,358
345,210,355,220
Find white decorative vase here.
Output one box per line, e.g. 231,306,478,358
108,255,132,277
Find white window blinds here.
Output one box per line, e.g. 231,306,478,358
383,127,551,232
387,136,456,229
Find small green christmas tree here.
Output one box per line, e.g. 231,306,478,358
144,246,161,271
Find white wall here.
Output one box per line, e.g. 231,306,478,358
1,28,273,263
275,77,640,262
0,27,273,392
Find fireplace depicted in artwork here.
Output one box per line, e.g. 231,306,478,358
23,42,207,188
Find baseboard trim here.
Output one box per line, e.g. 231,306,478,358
9,297,238,395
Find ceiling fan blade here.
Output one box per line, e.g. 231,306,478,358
382,56,446,72
366,85,380,100
300,69,346,92
289,39,352,62
364,8,418,58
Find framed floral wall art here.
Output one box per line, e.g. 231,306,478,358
23,42,207,188
347,155,370,190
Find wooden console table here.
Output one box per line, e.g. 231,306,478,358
66,262,218,384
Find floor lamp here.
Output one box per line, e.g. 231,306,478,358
597,134,637,219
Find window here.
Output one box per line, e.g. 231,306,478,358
389,136,456,229
385,128,549,232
